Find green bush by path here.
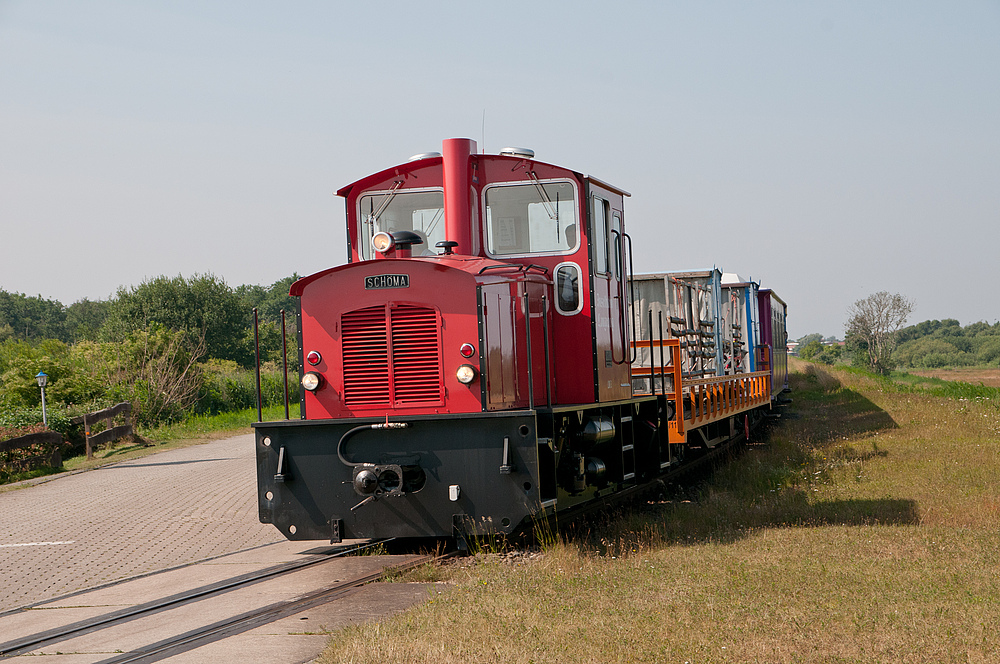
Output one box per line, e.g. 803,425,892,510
196,359,297,416
136,404,289,443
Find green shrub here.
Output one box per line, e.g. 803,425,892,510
0,408,75,437
976,337,1000,366
195,359,296,415
895,337,974,368
814,345,843,365
798,340,823,360
0,338,105,409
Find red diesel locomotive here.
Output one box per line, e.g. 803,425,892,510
253,138,787,545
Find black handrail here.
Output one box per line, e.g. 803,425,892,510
624,233,637,363
281,309,290,420
542,294,552,408
522,287,535,409
477,263,550,276
253,308,262,423
658,311,667,398
610,230,633,366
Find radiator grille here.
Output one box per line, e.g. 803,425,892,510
341,306,390,405
341,304,442,406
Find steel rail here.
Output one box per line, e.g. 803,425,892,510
95,550,454,664
0,539,397,658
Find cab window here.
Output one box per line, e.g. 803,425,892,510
358,189,444,259
485,181,578,256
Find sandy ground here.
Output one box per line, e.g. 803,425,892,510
906,367,1000,387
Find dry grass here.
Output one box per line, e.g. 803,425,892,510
318,359,1000,663
906,367,1000,388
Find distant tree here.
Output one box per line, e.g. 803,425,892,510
65,298,111,341
236,275,300,369
0,290,70,342
977,337,1000,366
845,291,914,375
796,333,823,347
236,275,299,324
964,321,993,337
101,274,246,364
799,340,823,360
815,344,843,365
895,337,971,368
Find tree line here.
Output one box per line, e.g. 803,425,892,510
798,291,1000,374
0,274,300,430
894,318,1000,368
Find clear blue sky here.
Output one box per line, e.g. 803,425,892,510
2,1,998,338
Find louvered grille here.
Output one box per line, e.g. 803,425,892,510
341,304,442,406
390,306,442,403
341,306,390,405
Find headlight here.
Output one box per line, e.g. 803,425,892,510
372,232,394,253
301,371,323,391
456,364,477,384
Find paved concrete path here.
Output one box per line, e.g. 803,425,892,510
0,434,282,612
0,434,445,663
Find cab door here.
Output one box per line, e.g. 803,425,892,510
590,192,631,402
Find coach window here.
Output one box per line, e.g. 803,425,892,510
485,181,578,256
358,188,444,260
592,196,610,274
555,262,582,315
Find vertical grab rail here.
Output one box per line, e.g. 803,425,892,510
280,309,290,420
658,311,667,398
522,286,535,409
253,308,262,423
647,309,656,394
611,232,638,365
542,294,553,408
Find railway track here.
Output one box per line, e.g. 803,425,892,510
0,540,450,662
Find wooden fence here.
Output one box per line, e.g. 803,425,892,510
70,402,133,460
0,431,64,474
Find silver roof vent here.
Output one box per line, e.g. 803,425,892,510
499,146,534,159
408,151,442,162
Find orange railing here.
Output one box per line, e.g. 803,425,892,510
630,339,772,443
683,371,771,426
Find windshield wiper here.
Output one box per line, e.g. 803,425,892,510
528,171,559,222
364,180,404,232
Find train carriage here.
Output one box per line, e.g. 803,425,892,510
253,138,788,546
758,288,790,397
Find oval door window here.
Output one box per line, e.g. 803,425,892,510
555,263,582,315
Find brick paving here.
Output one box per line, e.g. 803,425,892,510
0,434,284,611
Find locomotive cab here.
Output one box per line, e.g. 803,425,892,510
336,138,633,408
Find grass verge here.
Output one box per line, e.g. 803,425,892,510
318,359,1000,664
